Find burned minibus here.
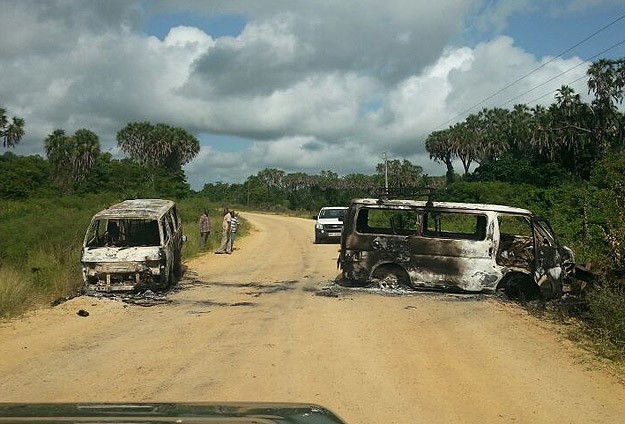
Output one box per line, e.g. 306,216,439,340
81,199,184,293
338,198,575,298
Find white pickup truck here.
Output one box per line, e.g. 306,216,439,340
314,206,348,243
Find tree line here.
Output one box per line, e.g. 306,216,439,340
426,58,625,186
0,121,200,199
2,101,430,205
3,58,623,204
199,159,431,212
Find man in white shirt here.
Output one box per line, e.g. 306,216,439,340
214,208,231,254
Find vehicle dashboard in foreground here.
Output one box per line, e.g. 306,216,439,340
0,402,346,424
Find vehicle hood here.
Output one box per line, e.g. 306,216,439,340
81,246,161,263
317,218,344,225
0,403,346,424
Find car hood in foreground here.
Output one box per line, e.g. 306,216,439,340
0,402,346,424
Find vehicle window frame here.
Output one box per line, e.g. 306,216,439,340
354,207,421,236
161,217,171,244
422,210,488,241
498,214,533,238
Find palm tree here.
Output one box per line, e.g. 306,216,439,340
425,129,455,184
44,128,100,191
529,104,553,158
587,59,625,151
1,108,25,148
71,129,100,182
451,120,477,174
480,108,510,163
508,104,533,157
117,122,200,171
44,129,69,176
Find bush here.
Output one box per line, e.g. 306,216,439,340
584,154,625,271
585,280,625,355
471,156,570,187
0,152,54,199
0,267,45,318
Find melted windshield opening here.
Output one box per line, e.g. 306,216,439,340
85,218,161,248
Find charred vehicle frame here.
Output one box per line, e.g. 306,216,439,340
81,199,185,293
338,197,575,298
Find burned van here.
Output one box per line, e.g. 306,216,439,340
81,199,184,293
339,198,575,298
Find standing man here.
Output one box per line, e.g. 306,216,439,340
199,210,211,248
214,208,232,254
226,211,239,254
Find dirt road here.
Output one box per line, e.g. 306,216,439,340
1,212,625,423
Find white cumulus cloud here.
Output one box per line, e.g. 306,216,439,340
0,0,611,189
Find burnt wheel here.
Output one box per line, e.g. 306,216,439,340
174,253,182,278
498,273,540,301
167,266,176,287
158,264,175,290
372,267,409,290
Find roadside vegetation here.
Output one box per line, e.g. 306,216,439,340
1,58,624,360
0,195,242,319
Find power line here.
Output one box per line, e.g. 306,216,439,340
431,11,625,131
524,74,589,106
498,38,625,108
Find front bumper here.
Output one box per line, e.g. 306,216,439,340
82,261,163,292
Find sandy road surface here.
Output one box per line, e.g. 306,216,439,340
1,212,625,423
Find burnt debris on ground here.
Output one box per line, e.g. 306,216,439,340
87,289,174,307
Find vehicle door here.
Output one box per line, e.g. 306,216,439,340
167,208,183,276
414,210,495,291
531,217,563,297
170,206,183,250
341,206,417,281
367,207,419,263
161,215,174,276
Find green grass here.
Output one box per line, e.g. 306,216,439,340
0,195,118,318
524,278,625,363
583,281,625,359
0,267,43,318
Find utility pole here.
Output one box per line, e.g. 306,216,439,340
246,181,250,207
383,151,389,194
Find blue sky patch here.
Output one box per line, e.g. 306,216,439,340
144,12,246,39
199,133,253,153
505,7,625,61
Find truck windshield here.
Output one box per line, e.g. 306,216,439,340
320,209,346,219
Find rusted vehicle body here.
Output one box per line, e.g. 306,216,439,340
81,199,184,293
339,198,575,298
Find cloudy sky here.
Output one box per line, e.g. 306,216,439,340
1,0,624,189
